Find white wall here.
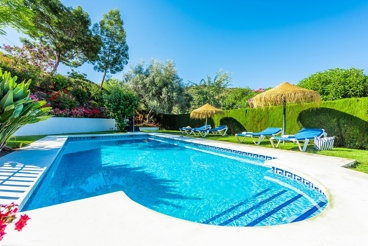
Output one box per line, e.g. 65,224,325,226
13,117,118,136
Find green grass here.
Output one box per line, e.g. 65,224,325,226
159,130,368,174
5,130,368,174
6,135,47,149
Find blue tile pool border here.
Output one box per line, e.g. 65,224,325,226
271,167,327,197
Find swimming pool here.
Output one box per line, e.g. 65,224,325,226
22,134,328,226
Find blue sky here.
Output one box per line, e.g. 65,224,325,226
1,0,368,89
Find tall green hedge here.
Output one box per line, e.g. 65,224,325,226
158,97,368,149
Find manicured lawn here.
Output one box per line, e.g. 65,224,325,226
159,130,368,174
5,130,368,174
6,135,47,149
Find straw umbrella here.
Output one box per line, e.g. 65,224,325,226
190,103,224,125
252,82,320,135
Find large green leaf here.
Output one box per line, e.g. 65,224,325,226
0,69,52,151
0,107,15,124
13,104,24,118
0,89,14,110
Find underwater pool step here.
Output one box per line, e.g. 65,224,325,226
247,194,303,226
203,188,321,227
219,189,288,226
202,189,289,226
292,201,327,222
202,188,272,225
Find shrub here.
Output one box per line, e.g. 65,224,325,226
298,68,368,100
103,85,138,131
49,91,78,110
52,74,69,90
70,87,89,105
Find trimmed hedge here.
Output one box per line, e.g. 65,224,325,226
158,97,368,149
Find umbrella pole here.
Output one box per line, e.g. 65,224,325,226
205,117,207,126
283,97,286,135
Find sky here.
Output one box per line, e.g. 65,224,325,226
1,0,368,89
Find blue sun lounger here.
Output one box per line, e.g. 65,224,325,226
235,127,282,145
194,125,228,137
207,125,228,136
190,125,212,136
270,128,327,152
179,126,192,134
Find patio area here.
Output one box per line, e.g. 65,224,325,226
1,133,368,246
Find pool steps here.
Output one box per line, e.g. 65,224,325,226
202,188,327,226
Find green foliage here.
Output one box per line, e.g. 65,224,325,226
51,92,78,110
52,74,69,90
93,9,129,87
70,87,89,106
16,0,101,73
187,69,231,110
0,51,46,90
298,68,368,100
222,87,256,110
0,68,51,151
298,98,368,149
103,81,138,131
67,69,88,80
0,0,37,36
125,59,190,122
157,113,205,130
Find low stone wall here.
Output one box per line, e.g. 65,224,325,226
13,117,118,136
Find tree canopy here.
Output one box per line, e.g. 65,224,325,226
298,68,368,100
125,60,190,122
0,0,36,36
221,87,257,109
187,70,231,110
93,9,129,87
103,79,138,131
3,0,101,74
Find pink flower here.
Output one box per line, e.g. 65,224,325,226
0,203,29,240
14,215,30,232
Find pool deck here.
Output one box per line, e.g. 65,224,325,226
1,133,368,246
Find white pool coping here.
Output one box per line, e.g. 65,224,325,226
1,132,368,246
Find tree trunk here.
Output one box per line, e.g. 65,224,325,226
100,70,107,88
51,54,60,75
147,109,154,124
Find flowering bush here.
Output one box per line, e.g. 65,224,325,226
0,203,30,241
51,107,108,118
48,91,78,110
3,43,57,74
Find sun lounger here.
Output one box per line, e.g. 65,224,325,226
190,125,212,136
208,125,228,136
235,127,282,145
195,125,228,137
179,126,192,134
270,128,327,152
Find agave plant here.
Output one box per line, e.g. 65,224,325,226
0,68,51,151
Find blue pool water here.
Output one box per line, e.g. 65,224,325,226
22,136,328,226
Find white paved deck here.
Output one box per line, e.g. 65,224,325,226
1,133,368,246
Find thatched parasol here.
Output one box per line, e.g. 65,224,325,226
252,82,320,134
190,103,224,125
